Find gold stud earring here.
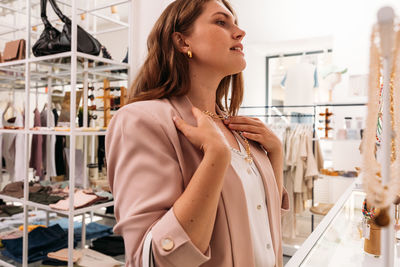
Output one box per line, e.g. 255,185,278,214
187,50,193,58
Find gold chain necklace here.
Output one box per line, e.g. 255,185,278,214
202,110,253,164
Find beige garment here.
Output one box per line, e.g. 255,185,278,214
47,248,83,262
282,169,296,239
304,132,320,200
77,248,123,267
293,132,307,194
282,129,296,239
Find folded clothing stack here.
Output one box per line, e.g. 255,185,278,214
48,218,113,242
0,182,64,204
90,235,125,256
1,224,74,263
49,189,108,210
0,181,112,208
42,248,123,267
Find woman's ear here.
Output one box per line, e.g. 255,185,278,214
172,32,191,54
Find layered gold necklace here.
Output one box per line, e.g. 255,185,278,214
202,110,253,164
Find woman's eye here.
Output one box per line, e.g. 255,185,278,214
216,20,226,26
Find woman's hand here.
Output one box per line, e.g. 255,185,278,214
224,116,282,154
173,107,231,157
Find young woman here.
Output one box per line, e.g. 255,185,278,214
106,0,289,266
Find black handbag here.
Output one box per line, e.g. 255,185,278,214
32,0,101,57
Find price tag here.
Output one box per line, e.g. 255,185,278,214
365,223,371,240
361,218,371,239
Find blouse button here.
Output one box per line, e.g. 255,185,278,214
257,205,262,210
161,238,174,251
266,243,271,250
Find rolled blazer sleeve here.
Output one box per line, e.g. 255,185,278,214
106,105,210,267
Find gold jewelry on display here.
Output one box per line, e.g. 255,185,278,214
202,110,253,164
187,50,193,58
362,24,400,217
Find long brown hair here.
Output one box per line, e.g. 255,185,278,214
128,0,244,116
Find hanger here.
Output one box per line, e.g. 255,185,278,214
42,102,48,112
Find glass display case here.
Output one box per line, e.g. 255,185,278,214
286,180,400,267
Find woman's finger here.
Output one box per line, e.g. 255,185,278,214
242,132,263,142
226,116,263,126
228,123,262,134
173,116,194,137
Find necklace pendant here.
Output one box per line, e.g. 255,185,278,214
245,156,253,164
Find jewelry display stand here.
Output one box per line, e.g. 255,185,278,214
377,6,395,267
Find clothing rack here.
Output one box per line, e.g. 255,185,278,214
239,103,367,234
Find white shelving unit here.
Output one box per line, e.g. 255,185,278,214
0,0,134,266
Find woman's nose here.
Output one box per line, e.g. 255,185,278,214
233,27,246,40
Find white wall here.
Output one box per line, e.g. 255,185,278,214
97,0,400,107
230,0,400,106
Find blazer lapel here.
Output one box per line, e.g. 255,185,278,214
168,97,257,266
169,95,197,127
216,105,281,263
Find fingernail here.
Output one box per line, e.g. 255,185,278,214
173,116,177,122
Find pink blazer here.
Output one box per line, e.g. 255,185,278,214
106,95,289,267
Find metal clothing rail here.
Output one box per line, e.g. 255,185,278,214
240,103,367,109
239,103,367,236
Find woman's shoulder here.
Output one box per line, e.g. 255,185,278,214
113,98,176,122
108,98,179,137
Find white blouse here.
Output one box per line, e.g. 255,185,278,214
230,137,276,267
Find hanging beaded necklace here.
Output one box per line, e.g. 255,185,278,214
362,24,400,221
202,110,253,164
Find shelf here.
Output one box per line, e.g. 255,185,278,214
0,129,107,136
0,193,113,217
0,193,23,204
0,52,129,89
25,200,114,216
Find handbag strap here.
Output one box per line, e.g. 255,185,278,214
48,0,69,23
40,0,52,28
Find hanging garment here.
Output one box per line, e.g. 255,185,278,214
29,108,44,179
14,112,25,181
40,108,57,177
98,136,105,171
52,108,59,125
53,107,66,176
3,110,25,181
281,125,323,240
281,128,296,239
281,62,318,106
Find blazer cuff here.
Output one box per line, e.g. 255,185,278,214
151,207,211,267
281,187,290,216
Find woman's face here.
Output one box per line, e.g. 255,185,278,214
186,0,246,76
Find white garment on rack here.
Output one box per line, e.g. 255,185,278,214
281,63,318,106
230,137,275,267
40,108,57,177
2,111,25,181
14,112,25,181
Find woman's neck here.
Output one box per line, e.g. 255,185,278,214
186,65,223,115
